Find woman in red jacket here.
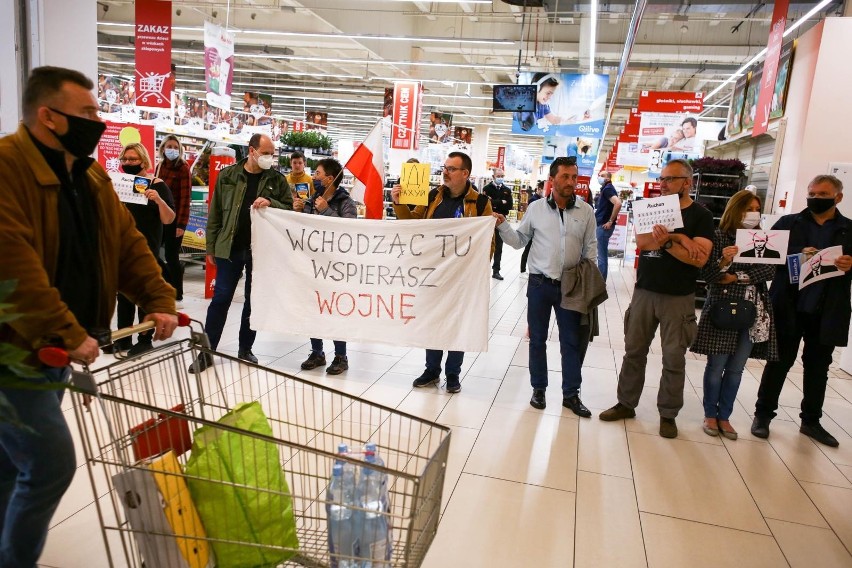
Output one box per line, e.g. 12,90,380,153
156,135,192,302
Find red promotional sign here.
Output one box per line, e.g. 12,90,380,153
391,82,418,150
97,121,155,174
204,151,236,298
575,175,591,203
134,0,172,109
292,121,304,132
496,147,506,170
753,0,789,136
638,91,704,113
644,181,661,198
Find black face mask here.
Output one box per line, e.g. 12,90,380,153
807,197,836,215
121,164,144,175
48,108,106,159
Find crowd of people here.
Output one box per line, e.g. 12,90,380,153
1,65,851,567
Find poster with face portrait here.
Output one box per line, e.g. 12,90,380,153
429,111,453,144
769,40,796,120
799,246,844,289
726,73,750,137
511,73,608,137
734,229,789,264
243,92,273,125
454,126,472,145
306,111,328,131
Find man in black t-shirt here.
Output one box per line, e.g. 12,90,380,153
600,159,714,439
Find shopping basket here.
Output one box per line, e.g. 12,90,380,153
48,317,451,567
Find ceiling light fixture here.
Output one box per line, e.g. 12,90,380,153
706,0,833,102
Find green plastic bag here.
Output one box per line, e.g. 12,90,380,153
185,402,299,567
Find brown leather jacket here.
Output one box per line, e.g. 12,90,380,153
0,124,176,355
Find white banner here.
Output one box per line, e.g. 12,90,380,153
251,209,494,352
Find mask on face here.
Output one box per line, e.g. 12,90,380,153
48,108,106,159
807,197,836,215
495,177,504,185
256,154,275,170
313,179,325,194
741,211,761,229
164,148,180,161
121,163,144,175
598,177,606,185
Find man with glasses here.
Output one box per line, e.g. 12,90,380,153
494,156,598,416
188,133,293,372
600,159,714,439
391,151,493,394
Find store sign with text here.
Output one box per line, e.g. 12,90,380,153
496,146,505,170
753,0,789,136
391,82,420,150
97,121,155,175
204,20,235,111
134,0,172,109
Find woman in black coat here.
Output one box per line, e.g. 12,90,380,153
691,190,778,440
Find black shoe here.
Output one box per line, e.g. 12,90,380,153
300,352,326,370
563,395,592,418
238,349,259,364
188,353,213,373
800,421,840,447
127,341,153,357
530,388,546,409
659,417,678,439
412,371,440,388
751,416,771,439
492,271,504,280
326,355,349,375
446,375,461,393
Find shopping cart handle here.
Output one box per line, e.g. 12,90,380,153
38,312,193,367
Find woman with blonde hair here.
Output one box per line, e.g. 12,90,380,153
156,134,192,302
691,189,778,439
109,142,176,355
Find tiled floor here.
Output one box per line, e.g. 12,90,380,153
41,246,852,567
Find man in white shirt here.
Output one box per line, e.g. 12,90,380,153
494,156,598,416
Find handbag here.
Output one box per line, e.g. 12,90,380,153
709,298,757,330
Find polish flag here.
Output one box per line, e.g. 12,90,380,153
345,120,385,220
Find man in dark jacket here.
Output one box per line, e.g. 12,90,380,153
483,168,513,280
189,133,292,372
751,175,852,447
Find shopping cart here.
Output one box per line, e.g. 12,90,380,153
48,318,451,567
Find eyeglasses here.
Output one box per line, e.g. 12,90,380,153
659,176,688,184
441,165,466,173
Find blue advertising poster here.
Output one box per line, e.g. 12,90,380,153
541,135,601,176
511,73,609,137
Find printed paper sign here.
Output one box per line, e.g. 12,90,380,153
734,229,789,264
109,172,150,205
799,246,844,290
631,194,683,235
250,210,493,352
399,163,431,206
608,212,630,252
134,0,172,109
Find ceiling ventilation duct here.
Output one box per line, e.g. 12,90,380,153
500,0,545,7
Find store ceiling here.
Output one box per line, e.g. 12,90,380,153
95,0,840,163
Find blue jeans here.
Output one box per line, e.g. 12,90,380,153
527,276,583,398
703,330,752,420
205,248,255,351
596,225,615,281
0,367,76,567
310,339,347,357
425,350,464,377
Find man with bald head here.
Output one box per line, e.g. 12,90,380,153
189,133,292,372
483,168,513,279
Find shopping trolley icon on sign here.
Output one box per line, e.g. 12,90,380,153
136,71,170,105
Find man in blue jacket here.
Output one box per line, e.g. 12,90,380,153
752,175,852,447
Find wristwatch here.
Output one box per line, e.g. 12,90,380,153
662,240,674,250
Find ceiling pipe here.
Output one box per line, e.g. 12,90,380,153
601,0,647,148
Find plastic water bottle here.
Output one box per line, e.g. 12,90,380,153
356,465,391,567
364,443,389,511
338,444,358,496
327,464,357,568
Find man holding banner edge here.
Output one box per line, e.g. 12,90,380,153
391,151,494,394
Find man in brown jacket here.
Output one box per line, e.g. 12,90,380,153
390,151,493,394
0,67,177,567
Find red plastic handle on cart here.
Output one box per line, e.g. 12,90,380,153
37,312,192,368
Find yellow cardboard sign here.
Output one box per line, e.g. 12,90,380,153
399,163,431,206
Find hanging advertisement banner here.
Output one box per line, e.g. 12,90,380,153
429,111,453,144
391,81,419,150
204,20,235,111
637,91,704,113
134,0,172,109
243,92,273,126
541,135,600,177
306,111,328,131
726,73,750,137
741,63,763,133
769,41,796,120
575,175,591,204
413,83,424,151
496,146,506,170
97,121,155,175
753,0,789,136
511,73,608,137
